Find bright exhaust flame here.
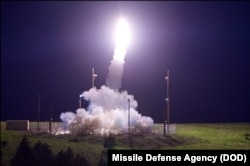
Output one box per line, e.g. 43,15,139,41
106,17,131,90
114,17,131,62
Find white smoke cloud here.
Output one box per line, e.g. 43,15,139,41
60,86,154,135
60,112,75,129
83,86,137,112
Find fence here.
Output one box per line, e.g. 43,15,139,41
29,121,62,132
153,123,176,135
6,120,29,131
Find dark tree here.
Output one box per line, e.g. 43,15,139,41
55,147,90,166
103,134,116,149
31,141,55,166
1,141,8,148
74,153,89,166
56,147,75,166
1,141,8,166
11,136,33,166
98,150,107,166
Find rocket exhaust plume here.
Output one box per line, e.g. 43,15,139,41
106,17,131,90
58,17,153,135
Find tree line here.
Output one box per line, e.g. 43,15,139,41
10,136,90,166
1,134,117,166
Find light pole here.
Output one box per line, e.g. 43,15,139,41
37,94,41,132
164,70,170,135
49,105,53,134
79,96,81,108
92,67,98,88
79,94,84,108
128,98,130,136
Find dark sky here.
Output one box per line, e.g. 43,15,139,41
1,1,250,123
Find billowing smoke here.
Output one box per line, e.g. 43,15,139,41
60,112,75,129
105,58,124,90
59,17,154,135
59,85,154,135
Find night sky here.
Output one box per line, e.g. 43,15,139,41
1,1,250,123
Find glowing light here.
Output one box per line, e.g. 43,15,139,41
115,17,131,49
114,17,131,62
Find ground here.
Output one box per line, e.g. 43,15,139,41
1,122,250,166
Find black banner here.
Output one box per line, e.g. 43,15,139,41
108,150,250,166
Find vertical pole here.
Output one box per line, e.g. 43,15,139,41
92,68,94,88
92,68,97,88
49,105,52,134
79,96,82,108
164,107,166,136
167,70,170,134
37,94,41,132
128,99,130,136
164,70,170,135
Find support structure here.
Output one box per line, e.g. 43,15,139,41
49,105,52,134
92,67,98,88
164,70,170,135
79,96,81,108
128,99,130,136
37,94,41,132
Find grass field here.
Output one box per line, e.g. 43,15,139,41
1,122,250,166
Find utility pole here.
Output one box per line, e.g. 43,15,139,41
79,95,82,108
164,70,170,135
37,94,41,132
164,107,166,136
92,67,98,88
79,94,84,108
128,99,130,136
49,105,53,134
